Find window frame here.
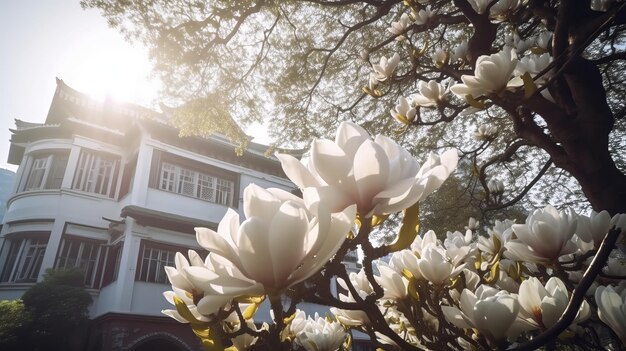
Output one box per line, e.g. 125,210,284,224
72,149,120,198
151,151,239,207
0,233,50,283
22,151,69,191
54,235,105,288
135,240,187,285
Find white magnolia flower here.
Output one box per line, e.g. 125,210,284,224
478,219,515,259
577,210,613,247
372,53,401,81
417,244,464,285
451,41,469,63
431,48,448,67
293,312,347,351
388,13,411,40
595,285,626,344
375,262,409,300
277,122,457,217
591,0,612,11
517,277,590,330
390,96,417,124
536,32,553,50
189,184,356,296
490,0,525,22
442,285,520,342
505,205,578,263
514,53,553,84
474,124,498,141
487,179,504,194
162,251,232,323
467,0,489,14
412,6,434,25
504,33,533,53
466,217,480,231
332,269,373,326
411,229,439,254
412,79,449,107
451,49,519,98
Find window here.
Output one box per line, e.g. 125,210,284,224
54,237,103,287
72,149,119,197
22,152,69,191
0,235,49,283
158,162,235,206
137,244,176,284
101,243,122,287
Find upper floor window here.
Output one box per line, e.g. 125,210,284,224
72,149,119,198
54,236,103,288
159,161,235,206
0,234,49,283
23,151,69,191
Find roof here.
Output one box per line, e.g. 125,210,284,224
120,205,217,233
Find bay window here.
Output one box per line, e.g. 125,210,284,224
72,149,119,197
22,151,69,191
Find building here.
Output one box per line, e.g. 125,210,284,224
0,168,16,221
0,78,313,350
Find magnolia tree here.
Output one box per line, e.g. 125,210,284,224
82,0,626,350
163,123,626,351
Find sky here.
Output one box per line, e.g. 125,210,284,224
0,0,269,173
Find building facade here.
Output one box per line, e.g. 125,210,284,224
0,79,321,350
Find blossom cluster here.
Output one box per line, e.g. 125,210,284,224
158,1,626,349
160,120,626,351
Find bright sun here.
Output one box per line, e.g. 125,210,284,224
56,28,161,107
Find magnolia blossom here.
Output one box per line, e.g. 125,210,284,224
505,205,578,263
372,53,400,81
451,50,519,98
431,48,448,67
577,210,626,247
514,53,553,84
577,210,612,247
331,269,373,326
505,33,533,53
517,277,590,331
478,219,515,260
488,179,504,194
390,96,417,124
412,79,450,107
451,41,469,63
474,124,498,141
595,285,626,344
466,217,480,231
442,285,520,342
489,0,525,22
375,262,409,300
412,7,434,25
276,122,457,217
418,244,464,285
591,0,612,11
536,32,553,50
188,184,355,296
388,13,411,40
291,312,347,351
162,251,232,323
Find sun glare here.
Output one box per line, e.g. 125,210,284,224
56,29,161,107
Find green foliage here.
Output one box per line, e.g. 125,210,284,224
0,299,32,351
19,268,92,351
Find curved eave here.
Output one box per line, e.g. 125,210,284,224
121,205,218,234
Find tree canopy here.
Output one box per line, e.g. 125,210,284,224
82,0,626,218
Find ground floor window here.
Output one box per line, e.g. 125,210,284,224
0,234,49,283
137,243,177,284
55,236,104,288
